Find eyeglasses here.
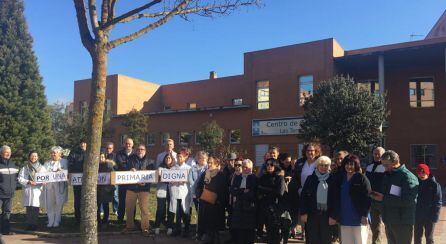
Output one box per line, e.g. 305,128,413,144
137,148,145,151
234,164,242,167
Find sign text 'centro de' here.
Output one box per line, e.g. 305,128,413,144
252,118,303,136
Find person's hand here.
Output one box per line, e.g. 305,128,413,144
370,191,384,201
131,168,137,172
300,214,308,223
29,181,37,186
329,217,337,225
278,170,285,176
243,189,250,193
361,216,368,226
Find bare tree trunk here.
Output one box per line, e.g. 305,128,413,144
80,45,108,244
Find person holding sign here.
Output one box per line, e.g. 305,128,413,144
0,145,19,235
189,151,208,240
68,141,87,225
196,156,228,243
18,151,47,231
122,144,155,237
169,152,192,237
115,138,135,224
154,153,174,235
97,152,116,229
43,146,68,228
370,150,419,244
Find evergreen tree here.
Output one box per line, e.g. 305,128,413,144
299,76,387,156
197,120,225,156
122,109,148,146
0,0,54,165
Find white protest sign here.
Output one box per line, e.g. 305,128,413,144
159,169,189,182
70,173,111,185
36,170,68,183
111,170,157,185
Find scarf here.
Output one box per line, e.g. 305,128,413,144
315,170,330,211
27,161,42,182
240,173,250,189
204,168,219,184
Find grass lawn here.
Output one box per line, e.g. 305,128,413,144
10,186,197,233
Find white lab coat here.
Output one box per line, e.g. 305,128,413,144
18,163,46,207
43,158,68,227
169,163,191,214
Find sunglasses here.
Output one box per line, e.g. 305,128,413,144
234,164,242,167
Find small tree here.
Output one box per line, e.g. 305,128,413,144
197,120,224,155
299,76,387,156
122,109,148,146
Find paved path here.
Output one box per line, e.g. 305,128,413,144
3,208,446,244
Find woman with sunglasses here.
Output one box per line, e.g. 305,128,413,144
230,159,257,244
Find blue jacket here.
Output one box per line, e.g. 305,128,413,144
416,175,442,223
0,158,18,198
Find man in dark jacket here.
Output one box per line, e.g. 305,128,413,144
414,163,442,244
0,145,18,235
68,141,87,225
371,150,419,244
123,144,155,236
365,146,385,244
115,138,135,223
104,142,118,215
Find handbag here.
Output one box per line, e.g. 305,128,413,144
200,187,218,204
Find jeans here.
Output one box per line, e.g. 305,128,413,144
118,186,127,221
414,221,435,244
155,197,173,228
97,202,110,224
112,186,119,213
73,186,82,223
174,199,190,233
0,198,12,233
26,206,39,226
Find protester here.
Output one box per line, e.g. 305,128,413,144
154,153,174,235
365,147,385,244
329,150,348,243
257,146,279,177
189,151,208,240
279,153,299,240
169,152,192,237
122,144,155,236
370,150,419,244
97,152,116,229
300,156,334,244
414,163,442,244
230,159,257,244
223,152,237,185
333,154,371,244
104,142,118,215
43,146,68,228
257,158,285,244
196,156,228,243
115,138,135,223
181,147,196,167
0,145,18,235
68,141,87,225
332,150,348,174
18,151,46,231
156,139,177,168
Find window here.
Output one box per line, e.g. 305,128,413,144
145,133,155,146
188,103,197,109
409,78,434,108
232,98,243,106
229,129,241,144
161,133,170,145
179,132,192,146
120,134,128,146
257,80,270,110
255,144,269,166
299,75,313,106
411,144,437,168
357,80,380,94
195,131,203,145
79,101,88,114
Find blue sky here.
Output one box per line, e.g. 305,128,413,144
23,0,446,104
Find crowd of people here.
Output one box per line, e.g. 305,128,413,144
0,139,443,244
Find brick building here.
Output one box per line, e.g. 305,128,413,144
73,11,446,183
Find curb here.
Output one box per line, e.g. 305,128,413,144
11,228,143,238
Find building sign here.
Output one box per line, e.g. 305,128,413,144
111,170,157,185
252,118,303,136
70,173,111,185
159,169,189,182
36,170,68,183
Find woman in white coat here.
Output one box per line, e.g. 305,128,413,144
18,151,46,231
43,146,68,228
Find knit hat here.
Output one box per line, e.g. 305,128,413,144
416,163,430,176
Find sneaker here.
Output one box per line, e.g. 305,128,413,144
100,212,104,218
142,229,151,237
167,228,173,235
113,211,118,216
154,228,160,235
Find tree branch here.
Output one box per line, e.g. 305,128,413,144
106,0,190,50
88,0,100,37
101,0,162,30
107,0,118,22
118,0,260,24
73,0,95,54
101,0,110,27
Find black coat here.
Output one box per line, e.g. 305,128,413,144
97,160,115,203
197,170,229,232
0,158,18,198
68,149,86,173
299,172,335,217
125,154,155,192
257,172,285,207
281,164,300,215
416,175,442,223
230,174,257,229
330,172,372,220
115,149,134,171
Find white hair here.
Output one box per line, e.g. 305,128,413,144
50,146,63,154
242,159,253,169
0,145,11,154
316,156,332,168
374,147,385,154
